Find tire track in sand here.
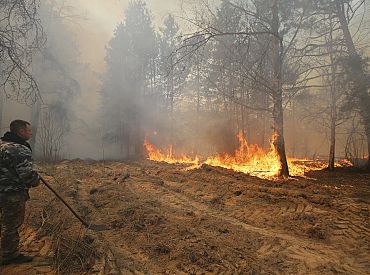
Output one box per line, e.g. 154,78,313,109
131,174,370,274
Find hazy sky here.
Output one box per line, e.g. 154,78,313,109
69,0,369,73
70,0,188,72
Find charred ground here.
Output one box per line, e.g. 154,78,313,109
1,160,369,274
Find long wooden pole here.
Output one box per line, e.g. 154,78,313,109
39,176,90,227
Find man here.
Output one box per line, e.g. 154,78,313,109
0,120,40,265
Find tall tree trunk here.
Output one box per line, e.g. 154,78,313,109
169,56,175,147
335,0,370,169
328,102,336,170
195,54,201,155
126,123,130,159
30,99,41,150
291,101,296,158
328,13,337,171
119,121,125,158
261,91,268,149
0,91,3,133
134,127,144,159
241,84,245,137
271,0,289,177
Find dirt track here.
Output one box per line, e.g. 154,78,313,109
1,160,369,274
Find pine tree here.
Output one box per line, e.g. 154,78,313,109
101,0,156,159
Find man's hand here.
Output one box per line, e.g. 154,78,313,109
30,174,41,187
32,178,41,187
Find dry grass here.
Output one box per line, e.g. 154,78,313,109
38,192,98,274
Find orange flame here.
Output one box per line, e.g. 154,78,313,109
143,138,199,164
205,132,282,178
143,132,351,179
334,159,353,167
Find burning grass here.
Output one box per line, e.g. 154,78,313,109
143,138,200,165
144,132,352,179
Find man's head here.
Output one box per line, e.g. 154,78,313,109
10,120,32,141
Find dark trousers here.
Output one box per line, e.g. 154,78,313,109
0,192,28,260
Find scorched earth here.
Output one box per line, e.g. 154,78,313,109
1,160,369,274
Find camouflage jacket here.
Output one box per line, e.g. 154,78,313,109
0,132,39,193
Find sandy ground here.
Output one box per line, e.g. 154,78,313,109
1,160,369,274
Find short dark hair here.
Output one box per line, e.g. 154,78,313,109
10,120,31,133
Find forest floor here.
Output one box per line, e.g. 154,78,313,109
0,160,369,274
